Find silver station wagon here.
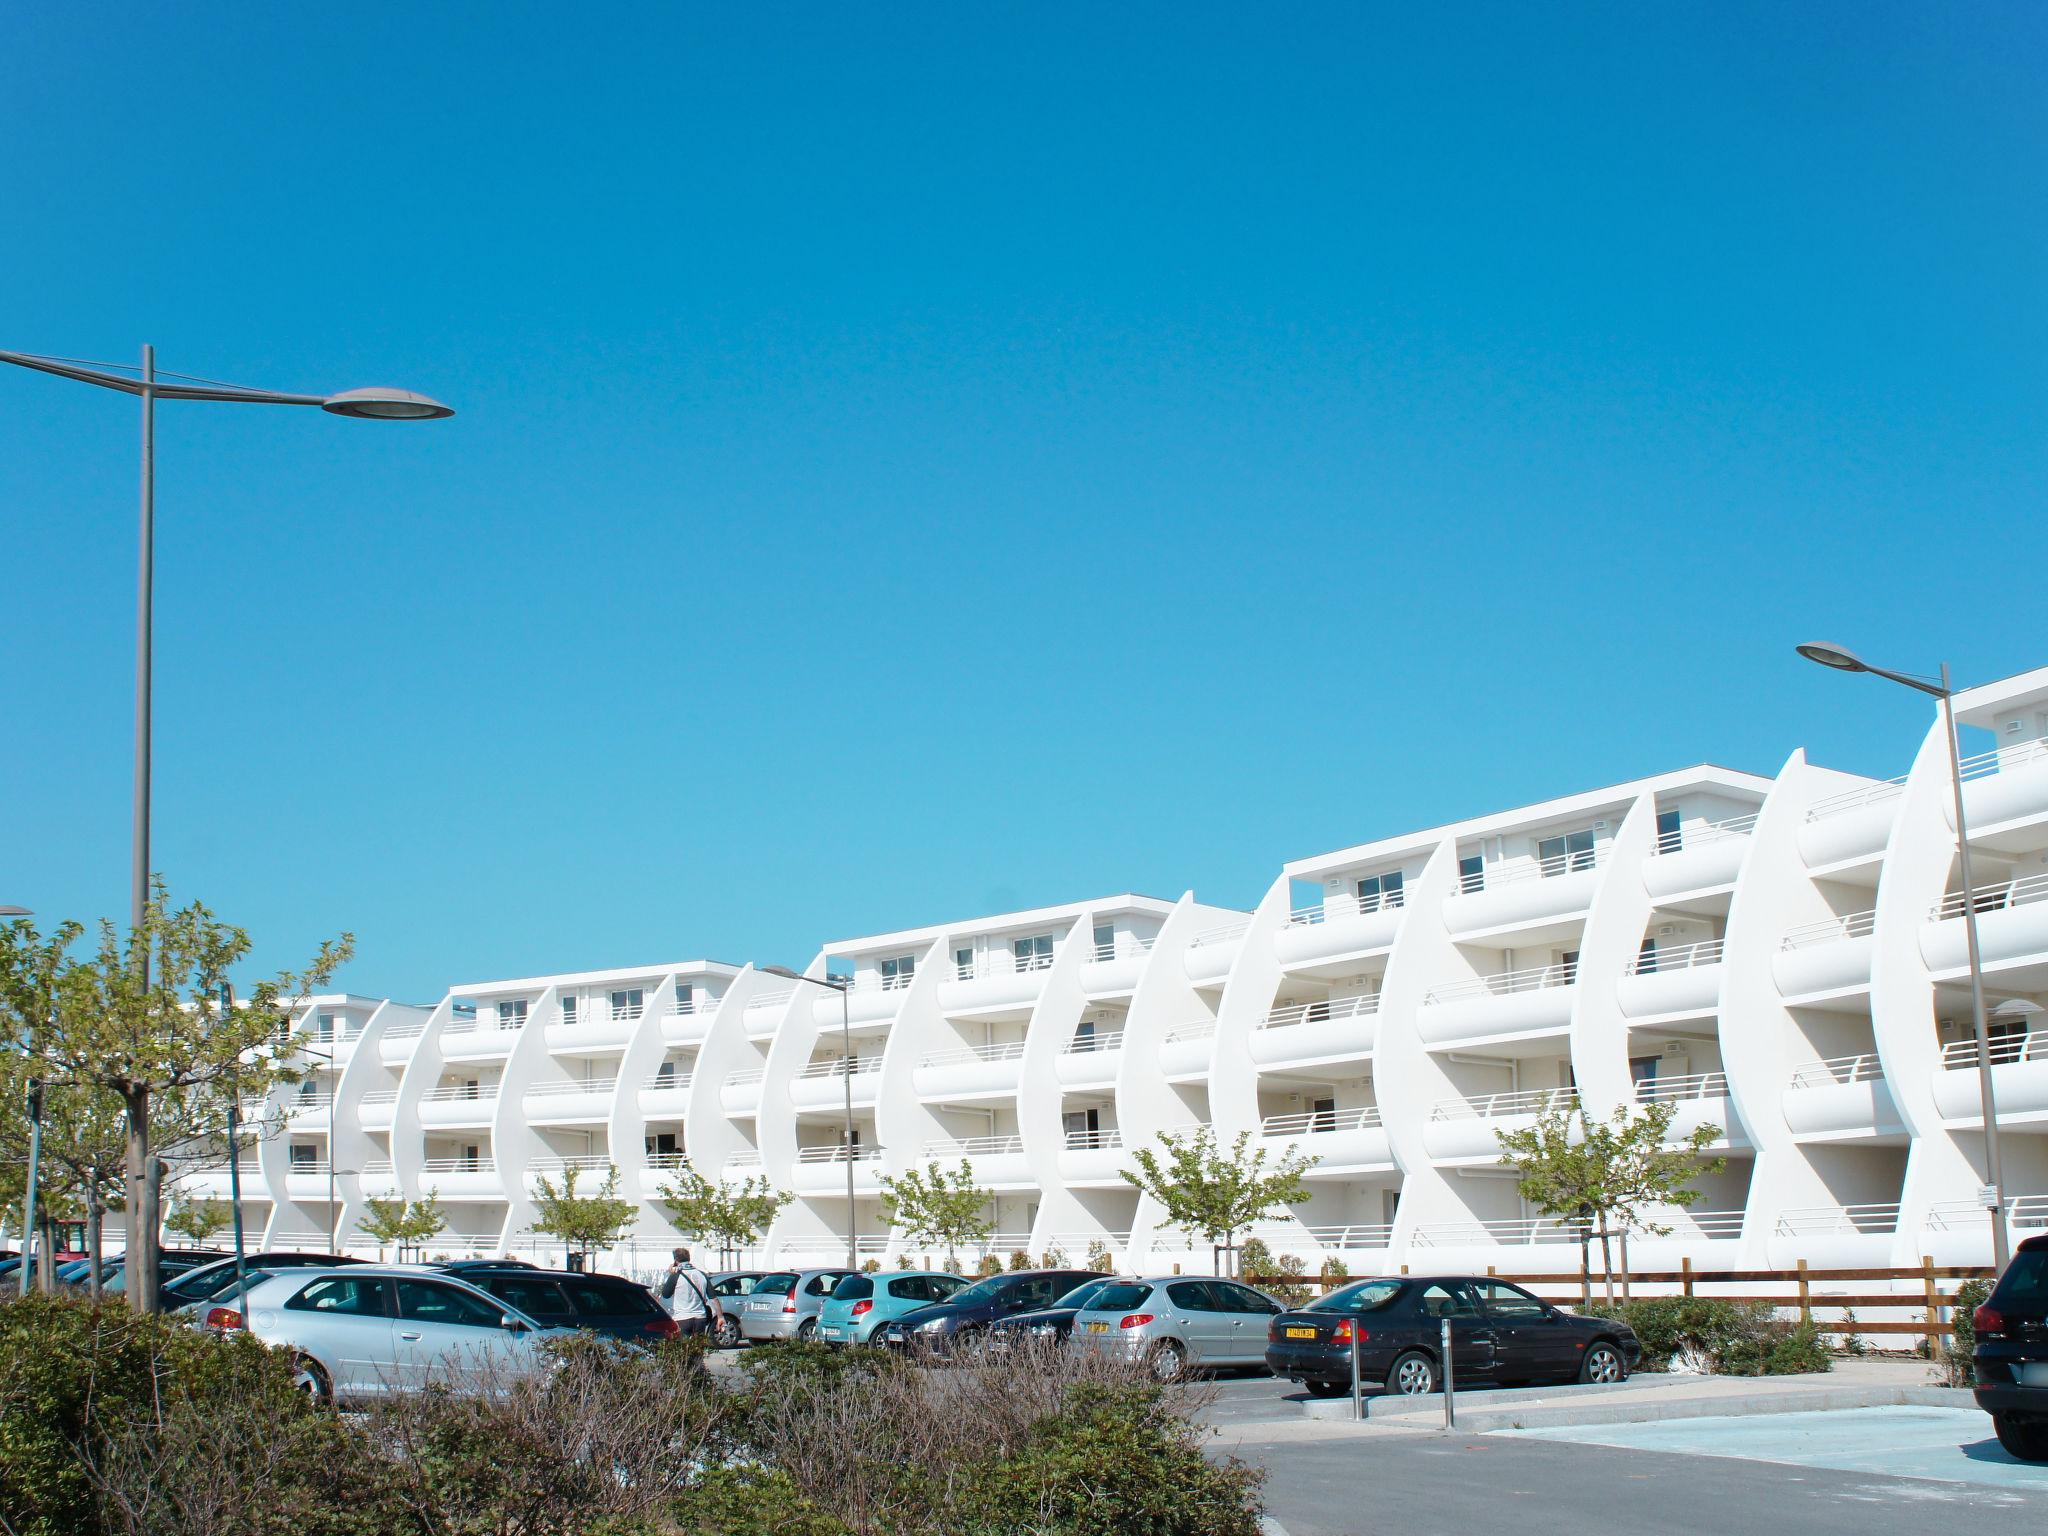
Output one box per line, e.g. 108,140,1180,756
1068,1276,1283,1381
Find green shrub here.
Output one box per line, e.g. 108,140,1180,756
1715,1313,1831,1377
1085,1240,1115,1274
1236,1239,1311,1307
1938,1278,1992,1386
1008,1249,1032,1272
673,1467,851,1536
1578,1296,1833,1377
975,1253,1004,1277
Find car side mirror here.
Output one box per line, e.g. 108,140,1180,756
500,1316,528,1333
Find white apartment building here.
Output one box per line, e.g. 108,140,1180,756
173,666,2048,1272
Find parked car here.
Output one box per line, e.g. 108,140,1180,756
817,1270,969,1344
1973,1232,2048,1462
737,1267,859,1342
162,1252,361,1309
181,1267,284,1322
708,1271,768,1346
1068,1276,1283,1380
1264,1275,1639,1398
433,1258,538,1275
225,1266,572,1402
460,1267,680,1344
876,1269,1101,1356
987,1276,1123,1347
53,1252,218,1297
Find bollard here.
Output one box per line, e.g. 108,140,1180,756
1440,1318,1456,1431
1351,1318,1364,1421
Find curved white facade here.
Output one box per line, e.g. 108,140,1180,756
170,667,2048,1272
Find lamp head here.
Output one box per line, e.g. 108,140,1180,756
322,387,454,421
0,906,31,918
1796,642,1868,673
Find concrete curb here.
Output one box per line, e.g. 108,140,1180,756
1303,1383,1977,1435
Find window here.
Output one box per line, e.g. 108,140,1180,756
560,995,579,1025
477,1276,568,1317
1630,1055,1662,1090
1475,1280,1548,1320
1537,829,1596,874
499,999,528,1028
289,1143,319,1167
1010,1275,1059,1309
317,1011,339,1040
805,1272,853,1296
566,1279,659,1318
833,1275,874,1301
1637,935,1658,974
1013,935,1054,971
1656,809,1682,854
1458,854,1485,894
1073,1019,1097,1050
1355,871,1404,912
396,1279,507,1328
1415,1282,1480,1318
1309,1096,1336,1133
882,954,918,989
287,1275,390,1317
1214,1283,1281,1315
1558,949,1580,984
610,988,644,1021
645,1131,679,1158
1167,1281,1214,1312
953,947,973,978
460,1144,481,1169
1307,1280,1404,1314
1093,923,1115,958
1087,1282,1153,1312
654,1059,678,1085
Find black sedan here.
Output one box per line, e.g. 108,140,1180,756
987,1276,1122,1346
1265,1275,1639,1397
1972,1232,2048,1462
877,1268,1100,1355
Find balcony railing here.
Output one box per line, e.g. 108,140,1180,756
528,1155,615,1175
525,1077,619,1098
283,1158,332,1176
1412,1217,1581,1247
918,1041,1026,1069
1774,1202,1901,1236
724,1068,767,1087
1281,1222,1396,1249
1940,1034,2044,1069
644,1151,688,1171
1805,776,1907,821
381,1020,428,1042
1063,1128,1123,1151
1258,995,1379,1030
1187,918,1251,949
284,1092,334,1112
1161,1020,1217,1044
1089,936,1157,962
643,1069,696,1091
1780,909,1876,949
358,1089,400,1106
852,970,918,993
797,1055,883,1080
795,1145,884,1164
918,1134,1025,1158
723,1151,764,1171
1482,842,1613,887
1428,1086,1578,1121
1956,738,2048,782
1624,939,1725,974
1654,813,1758,853
1062,1028,1126,1055
955,950,1058,982
1787,1053,1883,1090
1259,1106,1382,1136
421,1157,497,1174
1285,889,1404,927
1633,1071,1730,1102
1930,870,2048,923
361,1158,394,1175
748,988,796,1010
1425,962,1578,1004
421,1085,501,1103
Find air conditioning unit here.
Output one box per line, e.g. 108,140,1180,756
1658,924,1678,936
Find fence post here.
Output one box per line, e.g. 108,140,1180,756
1680,1255,1694,1298
1922,1255,1943,1362
1486,1263,1496,1277
1796,1259,1811,1326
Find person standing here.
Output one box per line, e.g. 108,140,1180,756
661,1245,721,1339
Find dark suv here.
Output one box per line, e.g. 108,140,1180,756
1973,1233,2048,1462
461,1267,679,1344
877,1269,1100,1355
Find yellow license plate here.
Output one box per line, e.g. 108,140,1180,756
1285,1326,1318,1339
1084,1320,1110,1334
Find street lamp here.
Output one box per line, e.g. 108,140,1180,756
1797,642,2010,1268
0,348,453,946
4,906,43,1298
762,966,861,1270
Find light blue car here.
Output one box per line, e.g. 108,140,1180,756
816,1270,969,1344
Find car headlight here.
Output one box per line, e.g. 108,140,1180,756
1028,1323,1057,1335
917,1317,951,1332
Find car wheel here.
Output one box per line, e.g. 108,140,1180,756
1303,1379,1352,1399
1147,1339,1188,1383
1389,1350,1438,1395
1994,1413,2048,1463
1579,1340,1627,1385
289,1354,333,1405
796,1317,817,1342
714,1315,740,1348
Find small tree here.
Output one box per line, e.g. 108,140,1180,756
357,1195,447,1260
1122,1128,1314,1275
529,1165,637,1267
165,1198,232,1247
877,1160,994,1269
656,1163,791,1267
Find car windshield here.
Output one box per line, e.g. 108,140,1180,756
1995,1250,2048,1312
832,1275,874,1301
753,1272,799,1294
1050,1279,1113,1310
163,1262,233,1300
1306,1280,1405,1313
1079,1282,1153,1312
942,1275,1021,1308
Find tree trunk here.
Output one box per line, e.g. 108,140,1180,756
1618,1228,1631,1301
124,1087,160,1313
87,1185,104,1301
38,1214,57,1294
1578,1227,1592,1310
1596,1212,1615,1306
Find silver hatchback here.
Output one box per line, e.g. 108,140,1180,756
737,1266,859,1342
229,1266,570,1402
1069,1276,1283,1381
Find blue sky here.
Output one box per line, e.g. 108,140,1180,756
2,3,2044,1001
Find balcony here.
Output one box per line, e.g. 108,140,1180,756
1799,777,1904,870
1932,1034,2048,1124
282,1159,333,1196
1182,919,1249,986
1254,1221,1396,1254
521,1078,618,1124
913,1041,1025,1101
1080,936,1156,997
1616,940,1724,1019
938,951,1057,1019
791,1145,885,1196
417,1157,502,1199
819,973,912,1029
1258,1106,1391,1170
1633,1071,1734,1143
916,1134,1031,1184
792,1055,883,1112
1057,1126,1126,1185
720,1068,766,1117
637,1070,694,1118
1055,1028,1124,1089
1773,911,1875,999
1781,1054,1900,1138
644,1151,688,1175
526,1154,616,1183
1422,1087,1578,1162
358,1159,399,1195
1410,1215,1584,1251
745,988,795,1039
282,1092,333,1130
1923,873,2048,978
659,1000,714,1047
545,1004,640,1054
1248,995,1377,1069
1643,816,1755,900
1416,964,1577,1047
356,1088,399,1131
722,1150,764,1176
1159,1020,1215,1081
1767,1202,1901,1266
1951,739,2048,835
417,1085,500,1129
440,1017,520,1062
377,1018,428,1065
1443,845,1609,941
1273,892,1404,972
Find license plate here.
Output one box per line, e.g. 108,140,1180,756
2022,1362,2048,1386
748,1300,772,1312
1084,1320,1110,1334
1285,1326,1318,1340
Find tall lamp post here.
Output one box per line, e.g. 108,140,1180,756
3,905,41,1297
1796,642,2010,1268
762,967,860,1269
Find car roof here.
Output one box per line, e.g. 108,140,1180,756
462,1267,642,1285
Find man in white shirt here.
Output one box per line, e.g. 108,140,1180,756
660,1246,722,1338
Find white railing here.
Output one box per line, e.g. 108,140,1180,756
1805,775,1907,821
1482,842,1613,887
1774,1202,1901,1237
795,1144,884,1164
1940,1034,2044,1069
852,970,918,993
1412,1217,1581,1247
283,1158,332,1176
361,1158,394,1175
1258,994,1379,1030
918,1041,1027,1069
1286,889,1405,928
1260,1106,1382,1136
1930,870,2048,923
666,996,706,1017
1161,1020,1217,1044
1275,1222,1396,1250
1634,1071,1730,1102
748,988,796,1010
642,1069,696,1091
1062,1027,1126,1055
723,1151,764,1171
1089,936,1156,962
1425,962,1578,1004
1655,813,1758,853
2017,1195,2048,1230
918,1134,1025,1158
284,1092,334,1112
1780,908,1877,949
381,1020,428,1042
1188,918,1251,948
524,1077,619,1098
1624,939,1725,974
956,949,1058,981
1063,1127,1123,1151
420,1085,501,1104
1956,737,2048,782
420,1157,497,1174
608,1003,645,1023
358,1089,400,1106
724,1068,767,1087
779,1234,895,1258
1429,1086,1578,1121
644,1151,688,1171
797,1055,883,1080
527,1155,615,1176
1787,1054,1883,1090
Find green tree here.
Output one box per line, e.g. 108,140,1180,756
655,1162,791,1267
1122,1128,1314,1275
878,1160,994,1268
0,1031,129,1294
529,1164,637,1265
356,1195,448,1260
164,1197,232,1247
